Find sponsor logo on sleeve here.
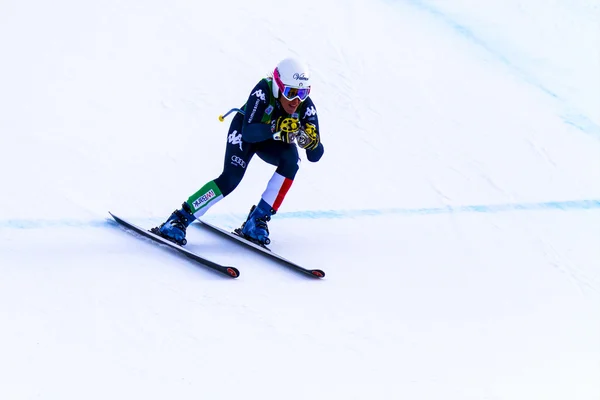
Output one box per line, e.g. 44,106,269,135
248,90,267,123
303,106,317,118
252,89,266,102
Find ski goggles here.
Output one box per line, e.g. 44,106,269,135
274,70,311,101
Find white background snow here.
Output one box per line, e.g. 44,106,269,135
1,0,599,399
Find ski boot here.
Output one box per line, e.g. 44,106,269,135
151,202,195,246
237,199,275,247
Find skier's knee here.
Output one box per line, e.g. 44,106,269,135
214,173,243,196
277,158,299,180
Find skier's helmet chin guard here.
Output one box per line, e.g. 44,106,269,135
272,57,312,102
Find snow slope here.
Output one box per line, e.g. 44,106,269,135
1,0,598,399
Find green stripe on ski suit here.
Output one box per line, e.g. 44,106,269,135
187,181,223,213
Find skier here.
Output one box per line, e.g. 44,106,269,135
152,57,324,246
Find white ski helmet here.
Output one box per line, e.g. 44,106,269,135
272,57,312,101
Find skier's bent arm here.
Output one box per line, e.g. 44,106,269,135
242,123,273,143
241,80,272,143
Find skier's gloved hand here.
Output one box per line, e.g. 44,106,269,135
272,117,300,143
297,123,320,150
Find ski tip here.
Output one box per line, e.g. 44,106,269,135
310,270,325,278
226,267,240,278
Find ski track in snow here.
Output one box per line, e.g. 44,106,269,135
0,199,599,229
404,0,600,137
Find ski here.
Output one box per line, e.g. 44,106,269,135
194,219,325,278
109,212,240,278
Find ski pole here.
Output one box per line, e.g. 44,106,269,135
218,108,245,122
